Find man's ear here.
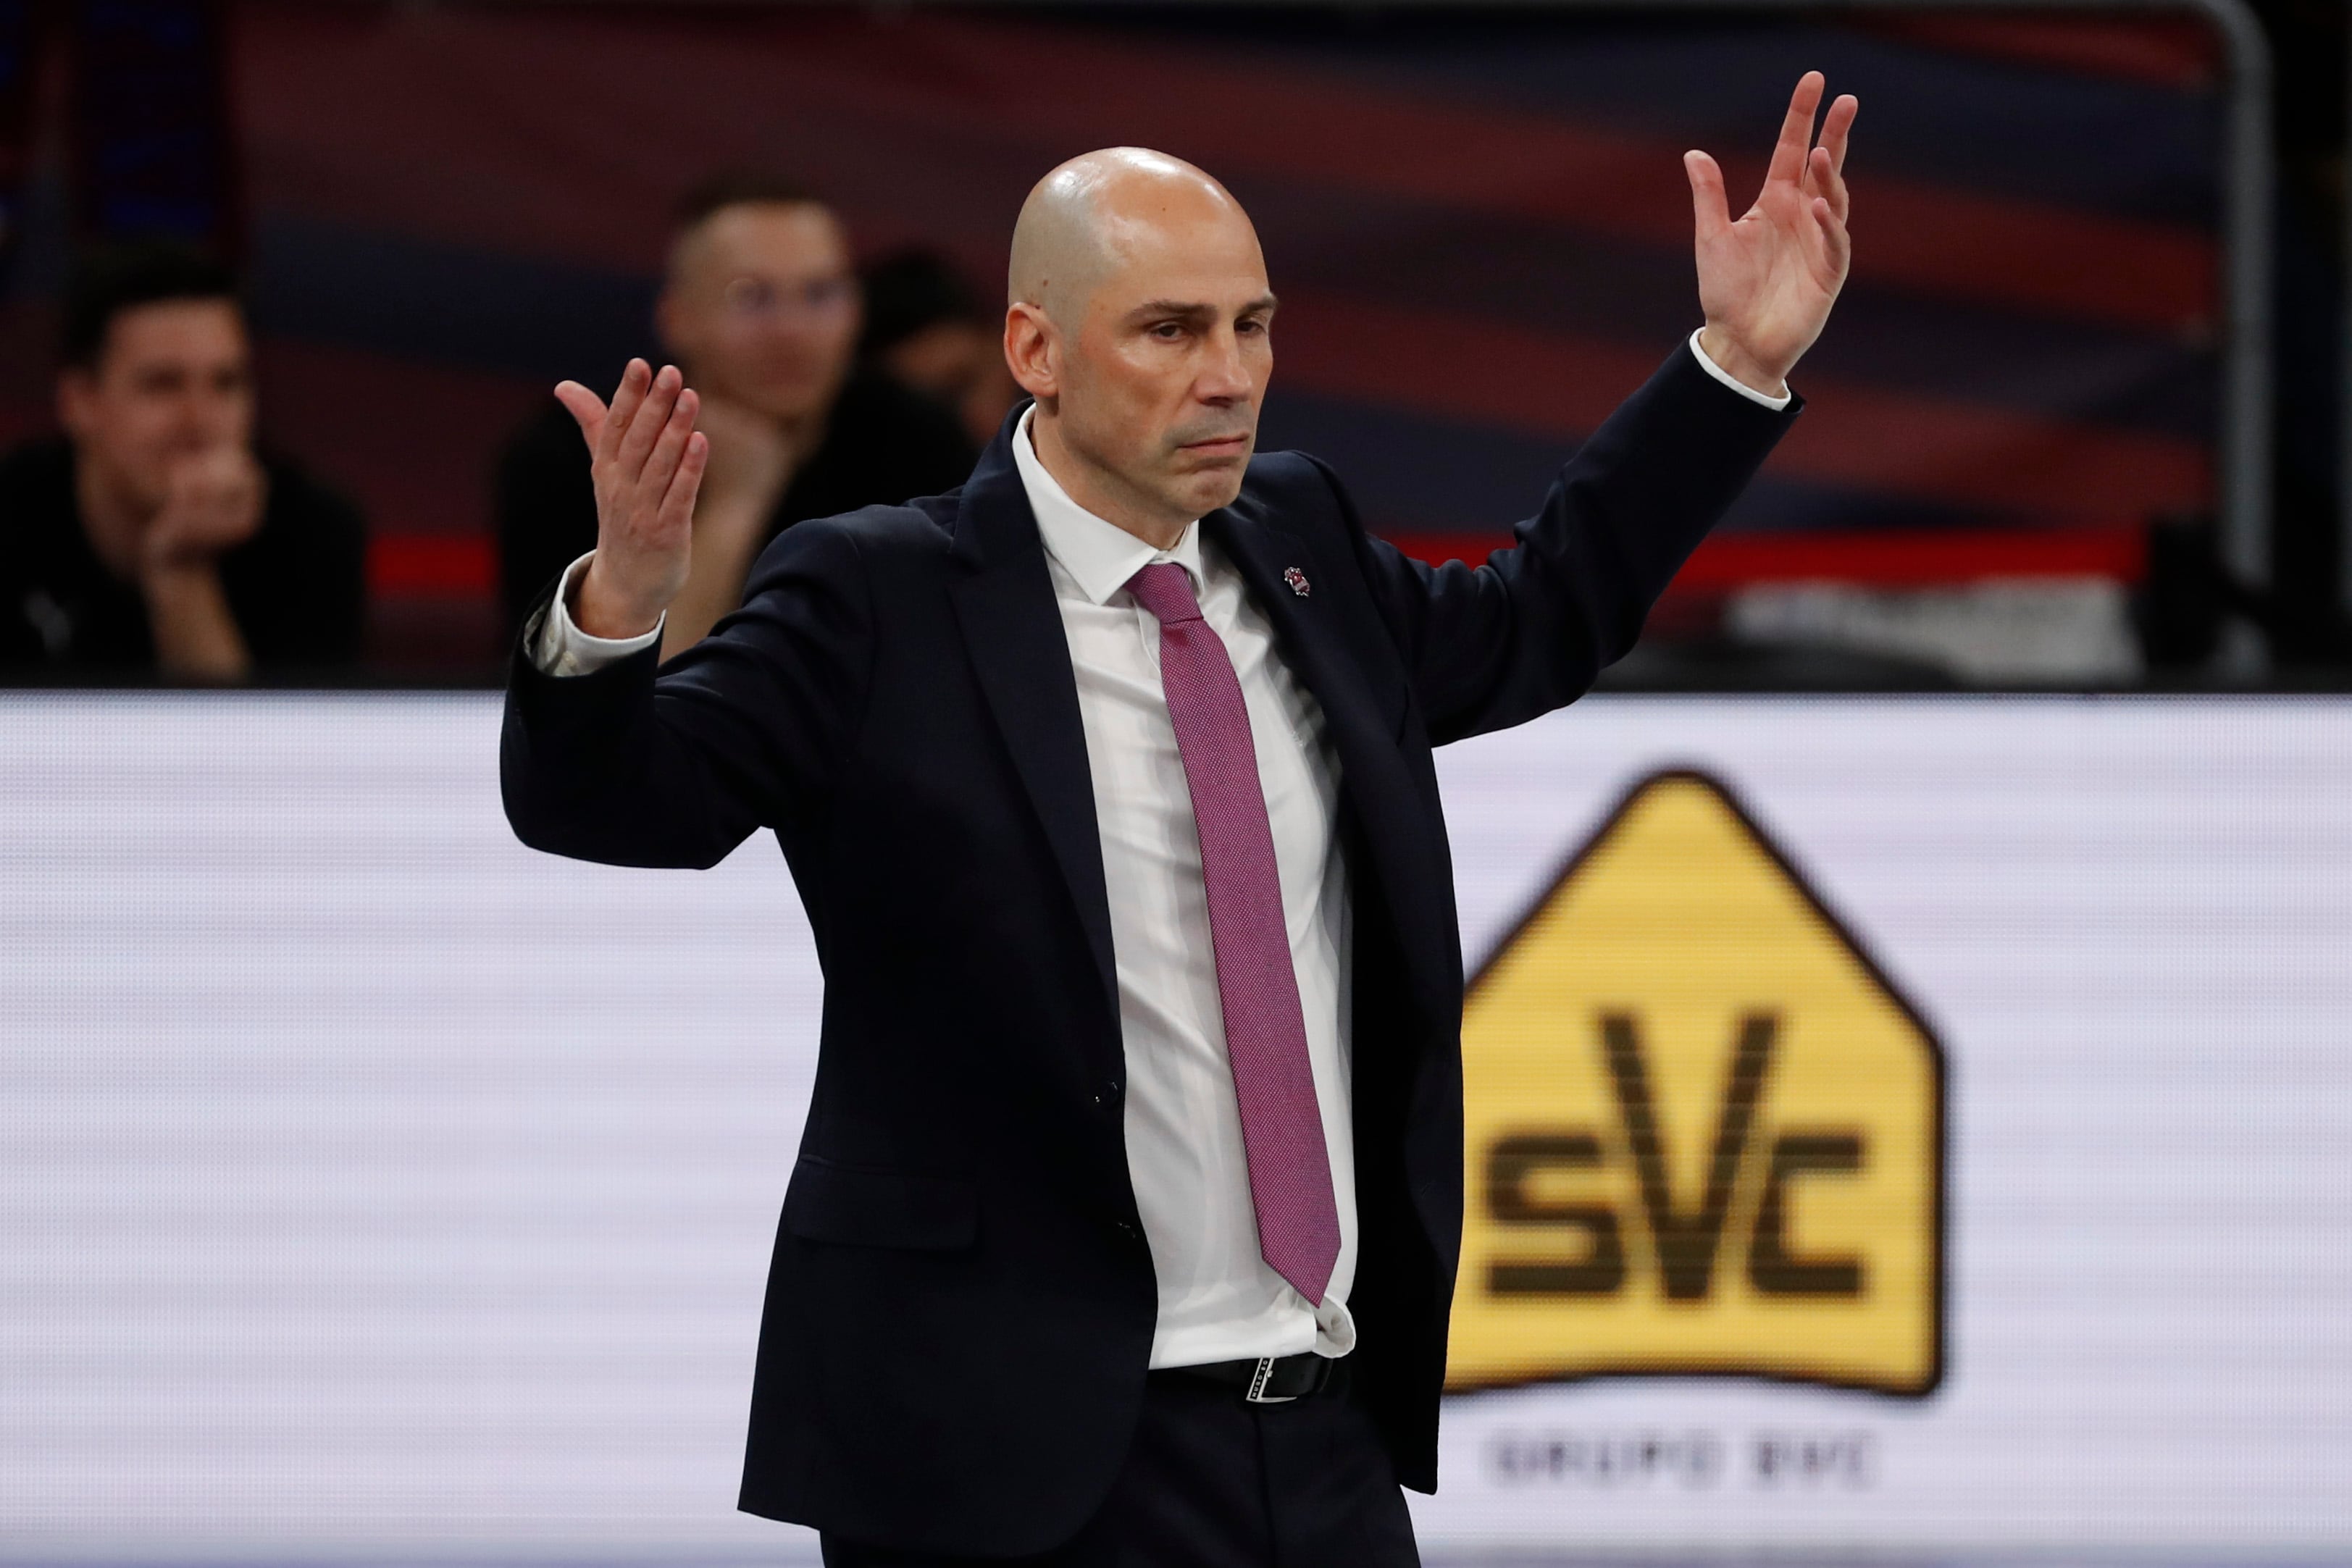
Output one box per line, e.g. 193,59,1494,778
1003,303,1060,402
55,369,96,440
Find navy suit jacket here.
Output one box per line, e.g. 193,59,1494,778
501,345,1798,1554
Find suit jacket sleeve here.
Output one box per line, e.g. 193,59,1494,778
500,516,874,869
1336,343,1800,746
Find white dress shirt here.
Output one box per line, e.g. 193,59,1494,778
528,335,1787,1364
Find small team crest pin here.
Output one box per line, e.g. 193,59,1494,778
1283,566,1311,598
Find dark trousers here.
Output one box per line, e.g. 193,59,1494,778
819,1368,1422,1567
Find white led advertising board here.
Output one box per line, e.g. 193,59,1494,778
2,694,2347,1563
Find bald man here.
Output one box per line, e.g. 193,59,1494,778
503,77,1854,1567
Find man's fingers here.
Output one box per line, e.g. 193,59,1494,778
1807,146,1851,227
553,381,608,454
600,359,653,467
1819,93,1858,178
658,431,710,533
641,386,700,503
1685,150,1732,244
1808,95,1856,226
1812,196,1851,282
616,364,684,479
1765,70,1826,190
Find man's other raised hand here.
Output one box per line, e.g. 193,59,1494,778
1685,70,1856,399
553,359,709,640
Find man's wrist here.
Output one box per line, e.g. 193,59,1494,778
573,557,666,641
138,555,223,601
1696,324,1791,401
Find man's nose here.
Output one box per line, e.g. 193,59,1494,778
183,393,235,443
172,395,214,443
1195,329,1254,404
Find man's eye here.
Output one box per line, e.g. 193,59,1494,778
722,277,779,314
1151,323,1185,340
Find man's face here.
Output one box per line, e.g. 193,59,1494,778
1052,209,1273,527
57,299,254,514
658,203,861,424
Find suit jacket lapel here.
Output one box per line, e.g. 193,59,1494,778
1203,506,1391,755
947,417,1121,1039
1205,504,1458,1018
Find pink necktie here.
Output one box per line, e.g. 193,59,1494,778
1125,562,1342,1305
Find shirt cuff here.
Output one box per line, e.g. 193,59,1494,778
1688,328,1794,411
528,550,664,677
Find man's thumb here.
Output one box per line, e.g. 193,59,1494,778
1685,150,1731,243
553,381,607,453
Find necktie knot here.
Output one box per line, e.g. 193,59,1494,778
1125,561,1204,626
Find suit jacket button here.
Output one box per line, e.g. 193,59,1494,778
1115,1220,1139,1238
1096,1081,1123,1110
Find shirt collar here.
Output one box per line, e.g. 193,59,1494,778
1011,404,1205,607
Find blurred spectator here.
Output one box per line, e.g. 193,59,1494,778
858,246,1024,452
497,174,976,655
0,245,367,683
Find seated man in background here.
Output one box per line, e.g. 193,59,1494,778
0,245,367,682
858,246,1025,451
497,174,976,657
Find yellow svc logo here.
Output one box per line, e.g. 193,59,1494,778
1448,771,1945,1398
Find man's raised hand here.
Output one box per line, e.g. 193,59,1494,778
553,359,709,640
144,445,267,576
1685,71,1856,398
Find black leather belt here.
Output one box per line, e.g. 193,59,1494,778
1163,1351,1344,1404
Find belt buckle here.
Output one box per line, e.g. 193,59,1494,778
1244,1356,1298,1405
